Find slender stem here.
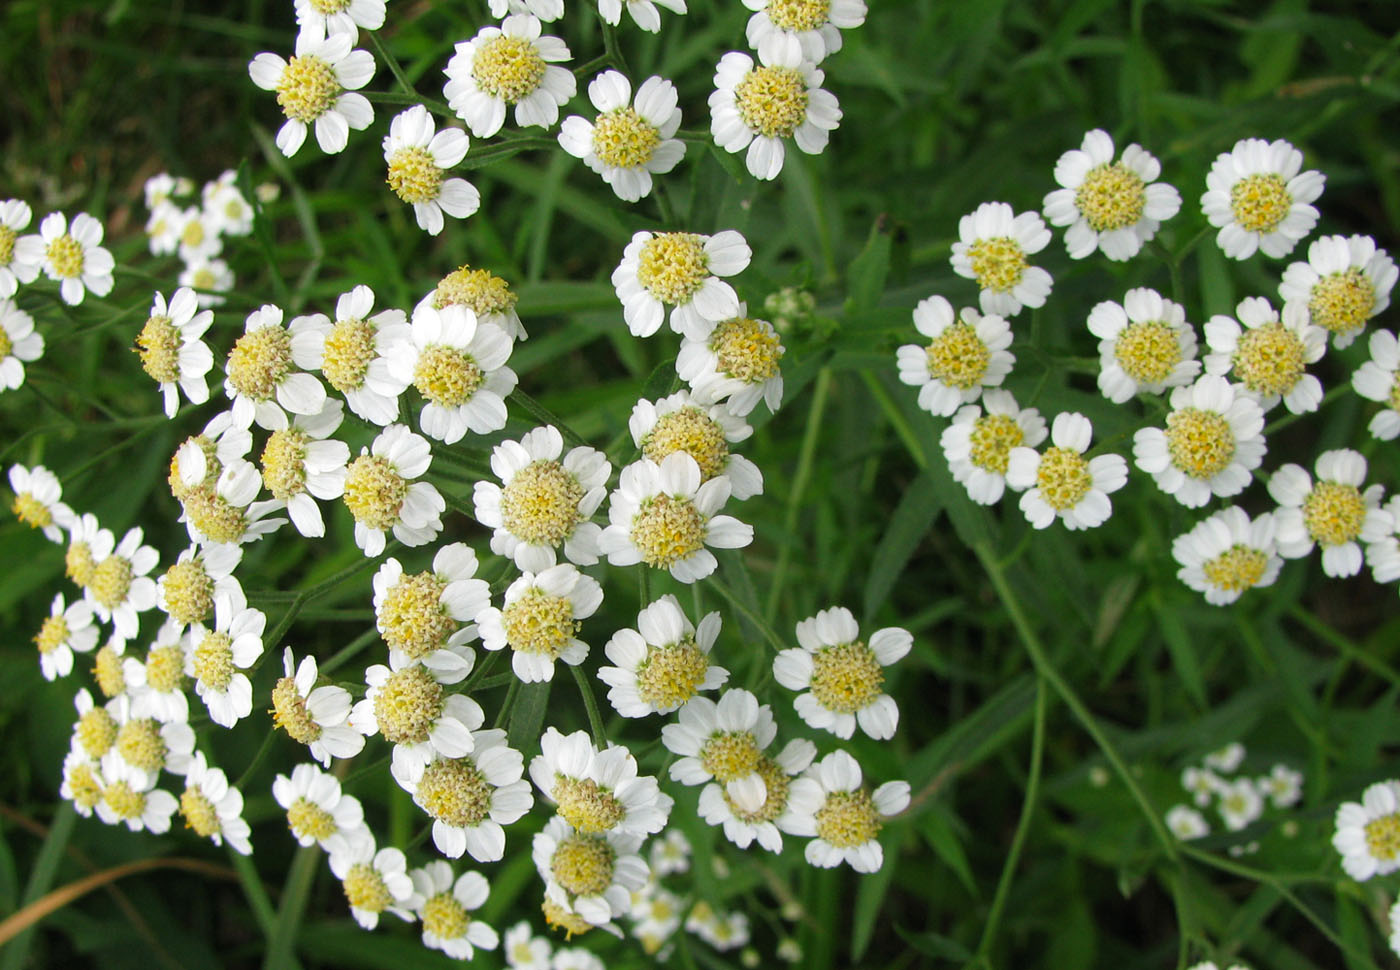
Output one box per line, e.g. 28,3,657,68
708,576,789,654
262,844,320,970
363,89,454,116
510,390,589,447
0,804,76,970
230,849,277,938
1289,605,1400,689
573,54,611,78
493,677,521,728
233,727,280,792
765,367,831,623
571,663,607,744
459,137,559,171
600,20,631,77
1264,384,1348,436
860,369,927,469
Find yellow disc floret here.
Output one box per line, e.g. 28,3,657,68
924,321,991,390
642,408,730,481
700,731,763,783
261,429,309,500
1165,408,1236,480
136,314,183,384
1232,322,1305,396
103,781,147,821
501,460,585,547
550,834,616,897
766,0,830,31
89,556,134,611
592,108,661,169
1035,447,1092,511
145,644,187,694
287,797,337,841
630,494,706,568
637,233,709,306
34,613,70,657
322,317,377,393
0,226,15,267
227,325,294,401
373,665,445,745
46,234,85,279
76,706,118,758
1114,321,1181,385
182,486,250,545
12,492,51,531
633,637,709,710
471,35,546,104
93,643,126,697
1230,173,1291,234
808,640,884,714
1309,269,1374,337
502,587,578,658
814,788,880,848
180,787,223,838
712,317,785,383
161,558,215,626
1365,813,1400,862
271,675,323,743
65,762,103,812
276,54,341,123
542,896,594,938
967,237,1027,293
193,631,236,692
342,863,393,915
734,65,809,139
387,146,445,205
967,414,1024,474
343,455,408,530
414,345,484,407
379,571,456,660
1201,545,1269,595
1074,162,1146,232
423,892,472,942
417,756,492,827
1302,481,1367,547
554,776,626,834
116,718,168,774
434,266,518,316
66,540,96,588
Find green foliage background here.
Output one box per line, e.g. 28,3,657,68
1,0,1400,968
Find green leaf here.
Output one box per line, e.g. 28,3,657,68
862,467,941,620
844,217,893,314
1155,597,1207,709
509,681,553,749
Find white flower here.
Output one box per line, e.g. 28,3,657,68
742,0,864,63
292,284,411,426
940,391,1047,505
200,170,255,237
122,622,192,724
1203,296,1324,413
895,295,1014,416
70,689,118,764
328,834,415,930
612,229,751,339
136,288,215,417
144,173,193,210
1367,496,1400,586
490,0,563,19
533,817,649,928
185,590,265,728
8,463,75,543
599,594,728,717
1215,777,1263,831
1200,137,1323,260
629,391,763,499
1132,375,1267,508
1005,413,1128,530
503,920,554,969
33,592,98,680
677,306,785,416
374,542,490,669
685,902,750,951
1171,506,1282,605
426,264,527,342
107,694,196,777
145,200,183,257
171,205,224,264
84,525,160,639
443,15,576,138
0,300,42,390
273,762,368,855
1334,780,1400,880
179,459,286,549
223,303,327,431
473,425,610,573
1181,766,1223,807
696,737,815,852
950,202,1053,317
559,72,684,203
12,211,115,305
382,105,480,235
477,564,603,683
784,750,909,873
342,423,446,556
169,411,253,504
270,647,366,767
598,0,685,30
1268,449,1391,578
248,33,375,156
1353,329,1400,440
1279,233,1397,349
1204,742,1246,773
1258,764,1302,808
61,749,104,817
409,862,500,959
0,199,34,296
179,257,235,307
709,48,840,182
294,0,386,43
350,652,484,775
64,512,106,595
178,752,252,854
1087,288,1200,402
95,753,178,834
1042,129,1181,261
649,828,691,876
257,398,350,538
663,689,775,808
528,728,672,838
773,606,910,740
387,302,516,444
1165,804,1209,840
598,453,753,583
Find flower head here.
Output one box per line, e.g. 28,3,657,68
533,817,649,929
0,199,34,297
559,72,685,203
0,300,43,391
1172,506,1282,605
1333,780,1400,880
136,288,215,417
184,589,265,728
895,295,1015,416
677,307,785,416
178,752,252,854
1087,288,1200,402
223,304,327,430
34,593,98,681
613,229,751,339
13,212,115,305
742,0,865,63
272,762,368,854
429,263,527,341
1005,413,1128,530
784,750,908,873
443,15,576,138
1203,296,1325,413
292,285,411,426
940,391,1047,505
529,728,672,838
950,202,1053,317
271,647,365,766
477,565,603,683
383,105,480,235
350,652,484,774
328,833,415,929
1279,233,1396,349
629,391,763,499
373,542,488,671
248,33,375,156
9,464,75,543
409,862,500,959
1269,449,1391,578
1200,137,1323,260
258,399,350,538
709,48,840,181
598,0,686,31
342,424,446,556
598,594,728,717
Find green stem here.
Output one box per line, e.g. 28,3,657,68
0,804,76,970
362,89,454,116
510,390,589,447
459,137,560,171
1263,384,1348,436
571,663,607,744
765,367,830,624
233,728,280,792
493,677,522,728
262,844,319,970
367,31,416,97
600,20,631,77
708,576,789,654
1289,605,1400,689
230,848,276,938
860,369,927,469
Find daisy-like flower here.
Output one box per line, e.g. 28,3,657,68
293,285,411,426
598,453,753,583
677,307,785,416
473,425,610,573
70,689,118,764
743,0,864,63
135,288,215,418
34,592,98,681
273,762,368,853
598,0,684,30
697,737,815,852
409,863,500,959
374,543,490,669
529,728,672,838
178,752,252,854
1203,296,1325,414
61,749,105,818
1353,330,1400,440
168,411,253,505
1005,413,1128,531
122,621,191,724
1268,449,1391,578
477,565,603,683
271,647,366,767
350,652,484,774
393,729,533,861
107,694,196,778
382,105,480,236
559,72,684,203
1218,777,1264,831
1042,129,1181,261
612,229,751,340
443,15,576,138
1280,233,1397,349
1182,765,1222,807
951,202,1053,317
663,689,776,810
0,199,33,296
774,606,910,740
630,391,763,499
0,300,44,390
785,750,908,873
64,513,106,593
294,0,386,42
84,525,159,639
145,200,183,257
179,459,286,549
248,33,375,156
12,212,114,305
1334,780,1400,880
598,594,728,717
224,304,327,431
503,920,554,969
650,829,691,876
534,817,649,928
709,48,840,182
940,391,1047,505
200,170,254,237
8,464,75,543
258,398,350,538
1087,288,1200,403
342,423,446,556
630,887,684,953
185,590,265,728
387,302,516,444
427,263,527,342
179,258,235,308
1165,804,1209,840
1201,137,1323,260
686,905,750,951
91,636,130,700
95,753,178,834
329,834,415,930
895,296,1014,416
1171,506,1282,606
1204,742,1246,773
1258,764,1303,808
1132,374,1267,508
171,206,224,265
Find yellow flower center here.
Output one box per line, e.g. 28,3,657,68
1302,481,1367,547
809,640,884,714
136,315,183,384
592,107,661,169
471,35,546,104
423,892,471,941
342,863,393,914
287,796,337,841
386,146,445,205
343,455,408,530
630,494,706,568
637,233,710,306
180,219,206,250
322,317,377,393
967,413,1024,474
1232,321,1305,395
93,643,126,697
34,613,70,656
734,65,809,139
815,788,881,848
633,636,709,710
310,0,351,12
182,486,250,545
46,234,85,279
145,644,188,694
500,459,585,547
117,718,168,774
721,755,790,824
189,266,219,290
76,706,117,758
417,756,493,827
1114,321,1181,385
766,0,830,31
180,787,223,838
1165,408,1236,480
434,266,518,316
966,237,1027,293
0,225,14,266
0,328,10,359
276,54,341,123
1309,268,1374,336
169,435,219,502
414,344,484,407
373,665,444,744
1365,813,1400,862
379,571,456,660
193,631,236,692
90,556,134,610
642,408,730,481
542,897,594,939
271,676,323,743
700,731,763,783
260,428,309,501
711,317,784,383
1074,162,1146,232
924,320,991,390
227,325,294,402
103,781,147,821
66,540,96,588
1229,173,1291,234
554,776,626,834
1389,375,1400,416
1035,447,1092,511
10,492,48,531
501,587,578,658
550,834,616,897
1201,544,1269,595
66,762,102,811
161,559,215,626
